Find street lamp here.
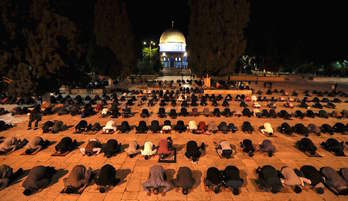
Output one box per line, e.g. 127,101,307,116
143,40,156,63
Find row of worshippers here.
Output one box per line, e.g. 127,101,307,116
2,164,348,196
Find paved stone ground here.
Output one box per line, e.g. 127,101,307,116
0,80,348,201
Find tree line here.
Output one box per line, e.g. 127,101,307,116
0,0,250,97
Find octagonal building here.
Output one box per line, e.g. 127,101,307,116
159,29,188,68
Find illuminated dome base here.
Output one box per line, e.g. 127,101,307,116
159,29,188,68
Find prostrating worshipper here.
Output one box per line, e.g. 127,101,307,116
320,123,334,135
157,138,175,161
25,136,50,154
278,122,293,135
140,109,151,118
204,167,223,194
228,123,238,133
118,121,131,133
259,122,274,136
321,138,345,156
222,166,244,195
80,138,102,156
143,165,172,195
174,166,195,195
242,121,254,134
150,120,162,133
55,137,78,154
75,120,89,133
320,167,348,195
96,164,120,193
51,120,68,134
42,120,54,133
306,109,315,118
215,141,235,159
125,141,141,158
259,140,276,157
240,139,255,157
28,105,42,130
293,123,309,137
308,124,321,136
102,139,121,158
141,141,157,160
136,121,148,134
218,122,229,134
101,107,109,118
194,121,207,134
0,164,23,190
169,109,178,119
185,140,205,163
280,166,311,194
296,138,317,156
188,120,198,133
174,120,186,133
333,122,347,134
160,120,172,134
62,165,92,194
207,121,218,134
158,107,166,118
179,108,189,117
81,103,95,118
102,120,117,134
300,165,325,194
0,136,28,154
256,165,282,194
22,166,57,196
339,168,348,183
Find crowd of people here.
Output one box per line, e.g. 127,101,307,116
1,79,348,197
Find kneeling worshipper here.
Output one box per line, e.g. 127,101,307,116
157,138,175,162
222,166,244,195
143,165,172,195
0,136,28,154
174,167,195,195
259,140,276,157
204,167,223,194
185,140,205,163
320,167,348,195
300,165,325,194
125,141,141,158
25,136,50,154
256,165,283,194
62,165,92,194
141,141,157,160
22,166,56,196
55,137,78,154
102,120,117,134
102,139,122,158
96,164,119,193
0,164,23,190
80,138,102,156
215,141,235,159
280,166,311,194
259,122,274,136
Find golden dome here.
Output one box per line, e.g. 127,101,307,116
159,29,186,45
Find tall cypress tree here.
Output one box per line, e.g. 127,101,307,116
188,0,250,76
94,0,136,78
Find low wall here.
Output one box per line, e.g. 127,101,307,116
204,89,252,95
70,88,104,95
312,77,348,84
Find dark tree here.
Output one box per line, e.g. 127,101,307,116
94,0,136,78
0,0,84,96
188,0,250,76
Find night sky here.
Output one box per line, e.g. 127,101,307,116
126,0,348,62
